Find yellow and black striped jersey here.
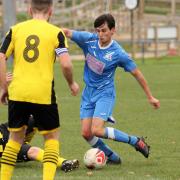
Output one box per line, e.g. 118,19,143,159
0,19,68,104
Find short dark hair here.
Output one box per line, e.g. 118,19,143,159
31,0,53,14
94,14,115,29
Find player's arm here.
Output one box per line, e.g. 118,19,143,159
130,68,160,109
0,29,14,104
0,53,8,104
58,53,79,96
63,28,96,49
62,28,73,39
117,47,160,109
55,31,79,96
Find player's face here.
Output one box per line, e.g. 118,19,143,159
95,23,115,47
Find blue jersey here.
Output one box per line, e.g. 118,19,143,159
71,31,137,89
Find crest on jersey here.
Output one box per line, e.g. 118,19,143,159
103,52,115,61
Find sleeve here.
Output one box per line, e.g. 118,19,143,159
117,47,137,72
55,31,69,56
0,29,14,58
71,30,97,49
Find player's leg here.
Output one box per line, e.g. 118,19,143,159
27,146,65,167
80,87,121,164
81,118,121,164
34,103,60,180
92,101,149,158
42,130,59,179
1,100,28,180
92,95,150,158
1,129,26,180
104,126,150,158
26,146,79,172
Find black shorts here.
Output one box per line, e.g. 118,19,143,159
8,100,60,132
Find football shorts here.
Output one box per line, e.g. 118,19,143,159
80,86,115,121
8,100,60,133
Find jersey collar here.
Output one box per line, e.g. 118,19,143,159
98,40,113,49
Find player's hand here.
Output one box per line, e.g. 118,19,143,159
69,82,80,96
6,72,13,85
0,88,8,105
62,28,72,38
148,96,160,109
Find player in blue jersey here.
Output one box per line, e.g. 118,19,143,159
63,14,160,164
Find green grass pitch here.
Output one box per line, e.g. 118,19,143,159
0,56,180,180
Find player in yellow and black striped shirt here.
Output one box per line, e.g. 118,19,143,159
0,116,79,173
0,0,79,179
0,73,79,172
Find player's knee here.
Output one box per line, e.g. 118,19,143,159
91,126,103,137
43,130,59,141
81,129,92,140
9,128,26,144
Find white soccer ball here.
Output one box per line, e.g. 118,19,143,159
83,148,107,169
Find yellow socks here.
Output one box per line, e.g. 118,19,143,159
35,148,65,168
0,140,21,180
57,156,66,168
43,139,59,180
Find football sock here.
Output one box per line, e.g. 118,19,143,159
105,127,138,146
57,157,66,168
0,140,21,180
35,148,65,168
43,139,59,180
88,136,120,162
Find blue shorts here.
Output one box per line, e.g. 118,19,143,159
80,86,115,121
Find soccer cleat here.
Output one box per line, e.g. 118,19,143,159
107,116,116,125
61,159,79,173
106,157,122,165
135,137,150,158
106,152,122,165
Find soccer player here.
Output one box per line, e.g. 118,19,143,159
0,0,79,179
63,14,160,164
1,73,79,173
0,116,79,173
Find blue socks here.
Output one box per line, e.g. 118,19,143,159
87,127,138,163
105,127,138,146
88,136,120,163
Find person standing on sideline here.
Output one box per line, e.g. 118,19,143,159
0,0,79,179
63,14,160,164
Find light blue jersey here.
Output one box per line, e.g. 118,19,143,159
71,31,137,120
71,30,146,162
71,31,137,89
